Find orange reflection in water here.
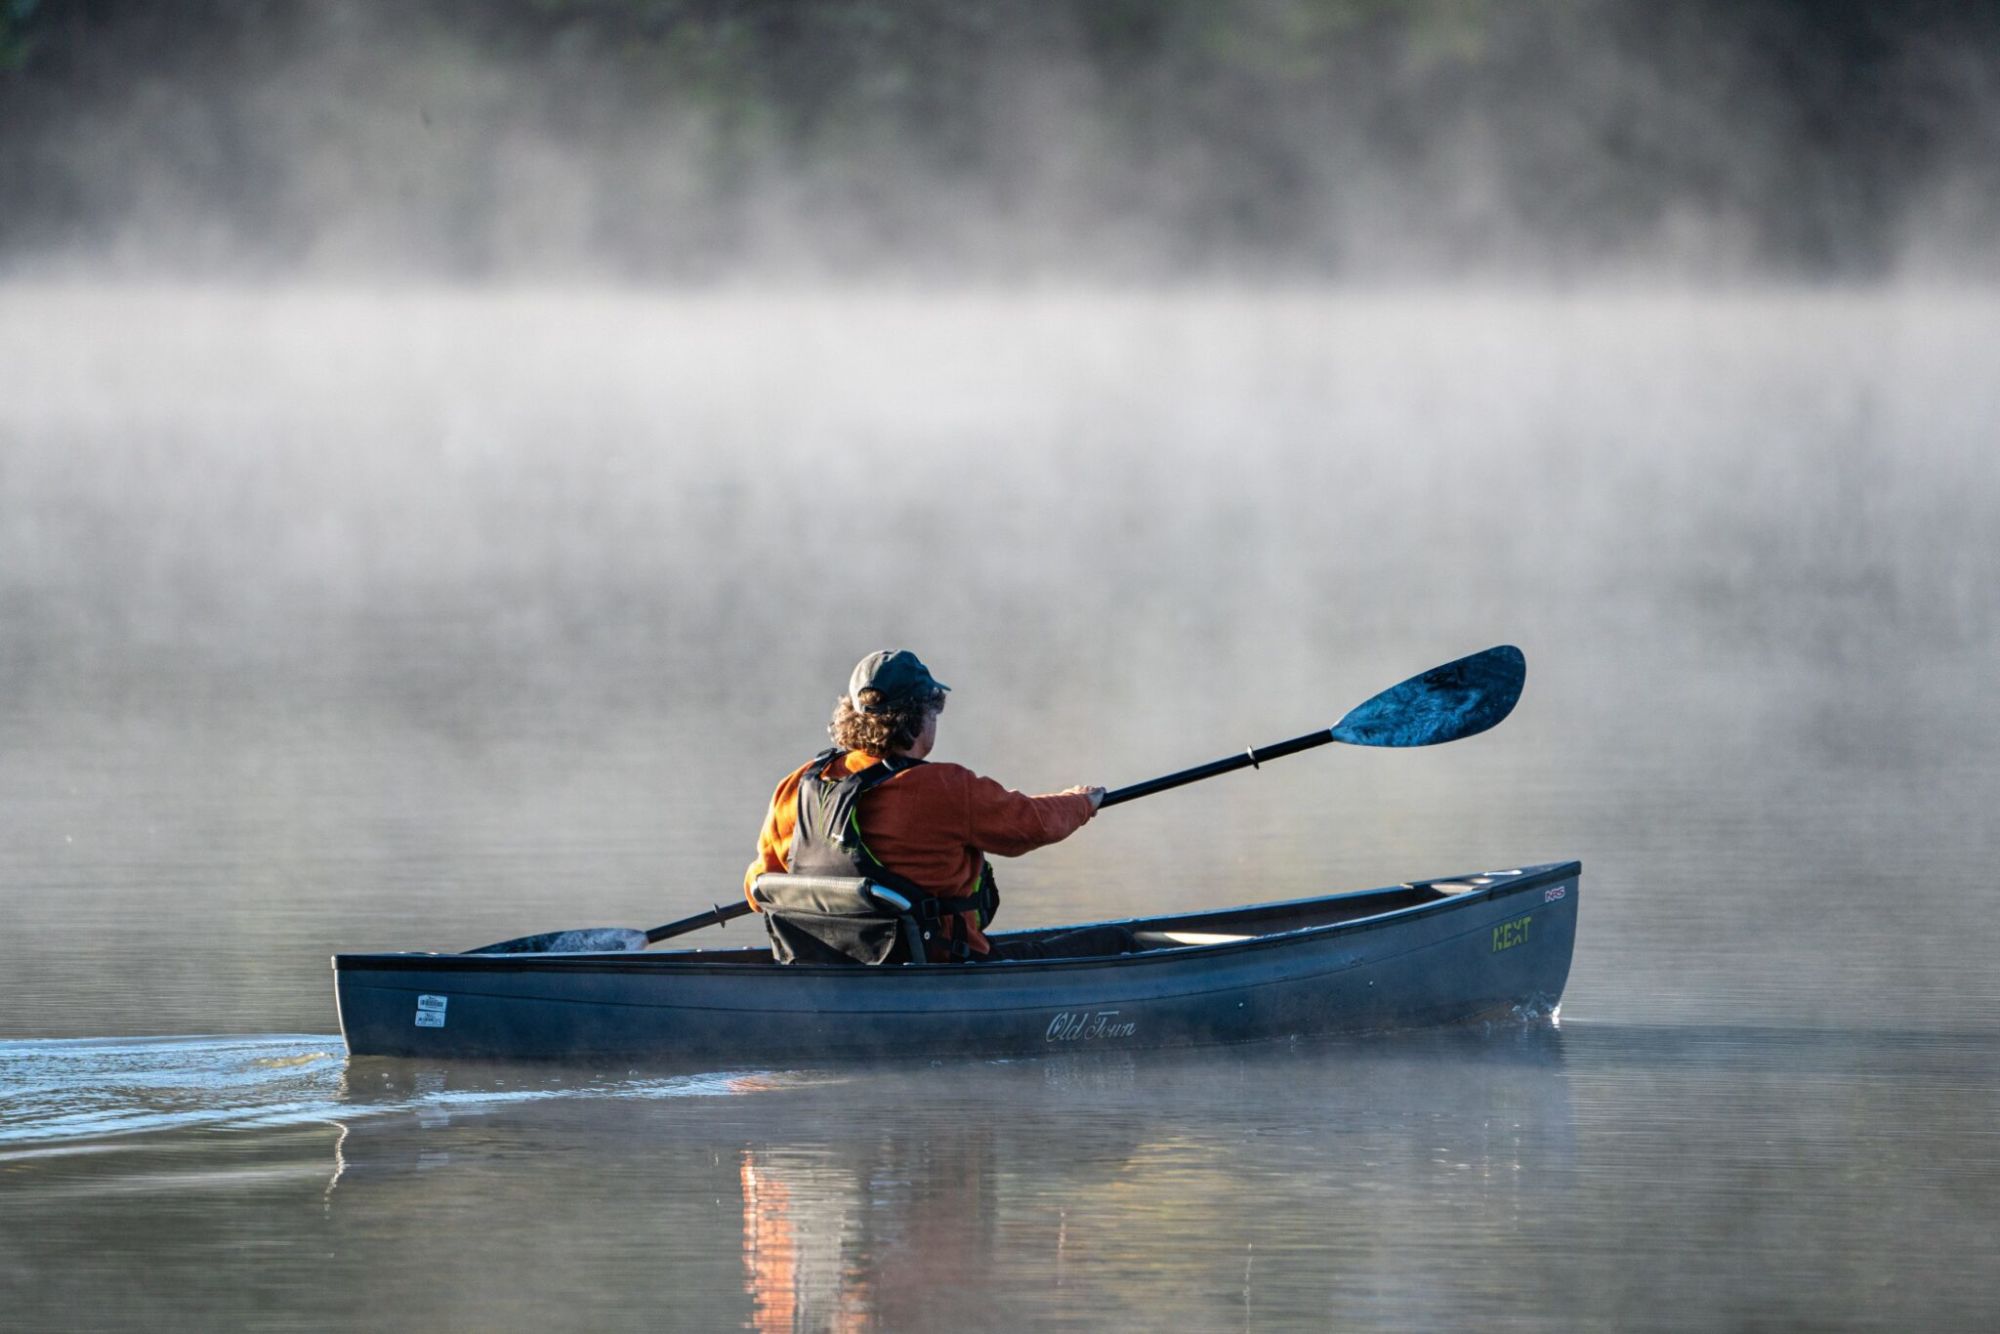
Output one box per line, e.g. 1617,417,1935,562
739,1125,1018,1331
741,1152,869,1334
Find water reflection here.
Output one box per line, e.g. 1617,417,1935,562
736,1112,1111,1331
324,1030,1573,1329
741,1152,857,1332
9,1026,2000,1328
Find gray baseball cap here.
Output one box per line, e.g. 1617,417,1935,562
847,649,949,712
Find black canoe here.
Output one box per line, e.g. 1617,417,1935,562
333,860,1579,1062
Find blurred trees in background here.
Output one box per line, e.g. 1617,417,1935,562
2,0,1995,280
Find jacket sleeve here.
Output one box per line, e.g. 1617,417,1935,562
958,768,1097,858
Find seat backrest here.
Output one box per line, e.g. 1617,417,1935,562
750,873,927,965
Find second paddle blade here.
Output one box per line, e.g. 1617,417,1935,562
1328,644,1526,747
467,926,649,955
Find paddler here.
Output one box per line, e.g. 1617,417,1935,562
745,649,1137,962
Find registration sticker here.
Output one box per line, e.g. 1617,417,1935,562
414,994,448,1028
1544,885,1567,902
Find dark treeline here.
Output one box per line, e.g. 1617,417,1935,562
2,0,1996,280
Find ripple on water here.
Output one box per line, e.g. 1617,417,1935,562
0,1034,827,1154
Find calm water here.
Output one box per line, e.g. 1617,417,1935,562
2,286,1997,1328
5,1029,1998,1330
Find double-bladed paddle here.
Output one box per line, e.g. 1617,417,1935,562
467,644,1526,954
469,900,752,956
1099,643,1525,807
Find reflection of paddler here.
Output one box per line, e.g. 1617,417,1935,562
739,1154,797,1332
740,1151,867,1333
856,1125,1001,1330
737,1126,1008,1331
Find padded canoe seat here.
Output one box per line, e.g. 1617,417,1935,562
750,873,929,966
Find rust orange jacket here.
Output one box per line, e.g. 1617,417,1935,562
745,751,1097,957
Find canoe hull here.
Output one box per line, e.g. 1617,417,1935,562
334,861,1579,1063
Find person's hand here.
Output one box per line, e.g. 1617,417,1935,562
1063,785,1107,810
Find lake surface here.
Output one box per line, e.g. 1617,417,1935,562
2,285,1997,1328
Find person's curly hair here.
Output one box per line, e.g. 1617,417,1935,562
829,688,945,757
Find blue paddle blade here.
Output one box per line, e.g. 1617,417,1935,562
1328,645,1526,747
467,927,648,955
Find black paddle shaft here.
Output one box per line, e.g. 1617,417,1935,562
1100,730,1332,808
646,899,754,942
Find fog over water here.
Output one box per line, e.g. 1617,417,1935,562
5,3,2000,1329
2,282,1995,1037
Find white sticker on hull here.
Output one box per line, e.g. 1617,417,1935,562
415,994,448,1027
